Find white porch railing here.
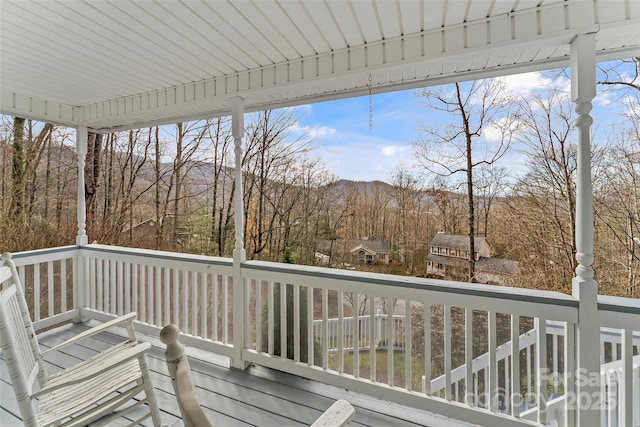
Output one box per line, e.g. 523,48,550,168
12,246,78,330
11,244,640,427
313,311,640,423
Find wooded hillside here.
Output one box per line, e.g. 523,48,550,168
1,66,638,298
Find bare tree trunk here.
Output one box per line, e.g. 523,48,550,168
24,122,54,216
452,83,477,282
54,140,67,229
10,117,26,220
207,117,233,256
43,131,53,219
101,133,115,239
85,132,102,235
173,123,184,248
628,214,636,297
154,127,162,249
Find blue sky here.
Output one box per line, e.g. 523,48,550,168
288,64,637,184
290,89,422,182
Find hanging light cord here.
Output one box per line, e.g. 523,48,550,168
368,74,373,130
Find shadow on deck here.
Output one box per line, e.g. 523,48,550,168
0,321,470,427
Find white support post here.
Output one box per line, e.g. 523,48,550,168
570,33,600,427
231,96,248,370
76,126,88,247
74,126,88,323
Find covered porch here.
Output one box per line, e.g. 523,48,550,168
2,316,466,426
3,244,639,426
1,0,639,426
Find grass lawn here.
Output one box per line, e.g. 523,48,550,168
327,349,429,391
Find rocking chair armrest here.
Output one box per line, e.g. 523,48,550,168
32,341,151,398
310,399,355,427
41,312,138,356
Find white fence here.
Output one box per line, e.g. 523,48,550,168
312,311,406,352
314,311,640,426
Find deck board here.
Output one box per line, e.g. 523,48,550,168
1,321,471,427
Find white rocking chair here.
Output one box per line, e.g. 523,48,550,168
0,253,164,426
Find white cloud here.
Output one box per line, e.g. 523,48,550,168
289,122,336,138
380,144,409,157
497,71,560,97
381,145,405,156
305,135,416,182
595,90,639,112
483,115,522,143
483,123,502,143
307,125,336,138
597,91,616,107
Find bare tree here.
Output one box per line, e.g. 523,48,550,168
206,117,234,256
414,79,517,281
593,94,640,297
597,57,639,92
152,122,209,249
242,109,312,259
474,166,510,238
317,181,355,267
343,292,370,317
425,176,465,235
365,181,392,240
506,89,600,289
289,159,338,265
389,165,423,271
24,121,54,216
43,127,73,223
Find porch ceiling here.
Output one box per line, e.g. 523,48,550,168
1,0,639,133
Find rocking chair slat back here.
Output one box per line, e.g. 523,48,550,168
0,266,41,426
1,252,164,426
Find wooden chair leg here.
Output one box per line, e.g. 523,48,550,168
138,355,163,427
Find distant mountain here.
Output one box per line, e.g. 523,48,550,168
331,179,394,192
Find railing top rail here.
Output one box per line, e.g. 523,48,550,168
244,260,579,309
598,295,640,316
81,244,232,267
12,245,78,260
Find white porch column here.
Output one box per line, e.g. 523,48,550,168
74,126,89,323
231,96,248,369
76,126,88,246
231,97,247,264
570,33,600,427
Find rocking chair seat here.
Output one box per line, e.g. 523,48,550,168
35,341,150,425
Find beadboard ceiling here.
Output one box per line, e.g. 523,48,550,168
1,0,638,132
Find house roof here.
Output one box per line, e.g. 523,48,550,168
349,240,391,255
476,257,519,275
316,239,390,255
1,0,638,133
429,233,488,251
427,254,518,275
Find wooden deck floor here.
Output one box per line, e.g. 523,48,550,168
0,321,470,427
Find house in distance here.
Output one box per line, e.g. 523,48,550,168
426,232,518,285
316,238,391,268
349,240,391,265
